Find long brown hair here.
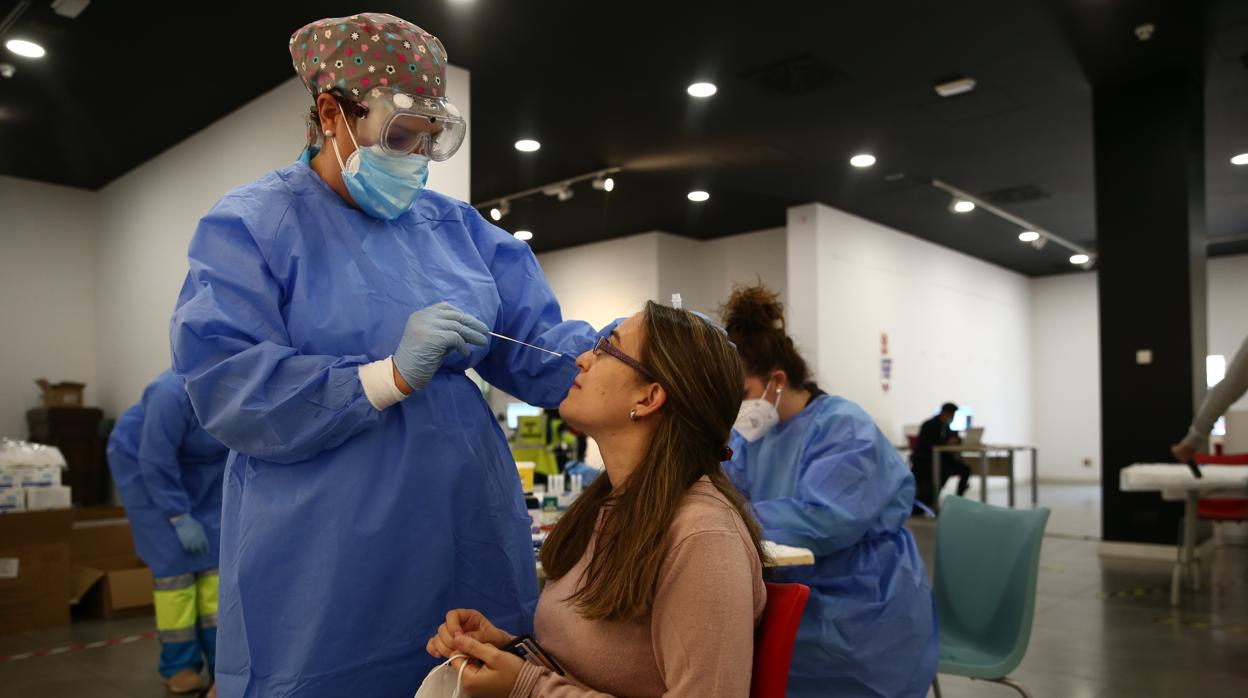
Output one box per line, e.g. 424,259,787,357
540,301,770,622
720,283,817,390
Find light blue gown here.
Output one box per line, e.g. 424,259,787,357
170,150,600,697
107,369,228,677
725,394,939,697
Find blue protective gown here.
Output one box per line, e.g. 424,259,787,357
169,151,600,697
107,370,228,577
725,394,938,697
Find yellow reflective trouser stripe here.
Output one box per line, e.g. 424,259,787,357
196,571,219,617
153,577,197,633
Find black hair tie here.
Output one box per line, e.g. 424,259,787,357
720,445,734,461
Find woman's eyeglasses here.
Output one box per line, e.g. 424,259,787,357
593,337,653,381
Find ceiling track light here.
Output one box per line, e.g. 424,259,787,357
543,182,574,202
474,167,621,220
927,178,1094,267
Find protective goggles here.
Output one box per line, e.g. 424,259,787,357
351,88,466,161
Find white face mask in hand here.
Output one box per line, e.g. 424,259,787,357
414,655,468,698
734,380,784,442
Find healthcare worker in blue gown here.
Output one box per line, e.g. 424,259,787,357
107,370,229,696
169,14,609,697
719,285,938,697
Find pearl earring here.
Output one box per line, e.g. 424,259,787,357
325,128,334,138
629,408,638,422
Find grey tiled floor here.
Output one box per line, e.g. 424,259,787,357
1,485,1244,696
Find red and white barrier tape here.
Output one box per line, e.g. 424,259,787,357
0,631,157,663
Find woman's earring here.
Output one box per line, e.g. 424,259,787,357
629,408,638,422
324,128,334,138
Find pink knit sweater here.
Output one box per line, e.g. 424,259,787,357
510,478,766,698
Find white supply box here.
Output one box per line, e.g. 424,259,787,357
0,464,62,488
24,485,72,511
0,489,25,512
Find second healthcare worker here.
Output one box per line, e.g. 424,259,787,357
171,13,607,697
720,285,938,697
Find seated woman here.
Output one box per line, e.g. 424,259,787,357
427,301,768,697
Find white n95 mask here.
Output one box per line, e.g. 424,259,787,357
734,381,783,443
414,655,467,698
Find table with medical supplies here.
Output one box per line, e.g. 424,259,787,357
930,444,1038,513
1119,463,1248,605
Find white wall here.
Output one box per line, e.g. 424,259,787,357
93,68,470,417
786,204,1034,475
0,176,99,438
537,232,663,329
536,227,788,330
1030,273,1101,482
1208,255,1248,415
1026,254,1248,481
655,228,788,322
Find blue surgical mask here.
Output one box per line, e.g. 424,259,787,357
332,118,429,220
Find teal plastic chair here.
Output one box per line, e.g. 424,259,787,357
932,496,1050,698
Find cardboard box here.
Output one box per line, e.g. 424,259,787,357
0,489,24,512
70,510,153,618
0,510,73,634
25,485,72,511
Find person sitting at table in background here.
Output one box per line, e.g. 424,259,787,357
427,302,767,697
1172,334,1248,462
913,402,971,510
719,284,937,698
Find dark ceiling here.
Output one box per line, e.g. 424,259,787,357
1,0,1245,276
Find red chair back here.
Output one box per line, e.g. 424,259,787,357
1194,453,1248,522
751,582,810,698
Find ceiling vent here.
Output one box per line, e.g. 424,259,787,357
743,54,846,95
982,184,1050,204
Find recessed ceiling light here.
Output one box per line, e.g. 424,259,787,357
1070,254,1090,265
849,154,876,168
687,82,717,98
1232,153,1248,166
514,230,533,241
687,190,710,202
514,139,540,152
1018,231,1040,242
952,199,975,213
5,39,45,59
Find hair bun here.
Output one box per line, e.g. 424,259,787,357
721,284,785,337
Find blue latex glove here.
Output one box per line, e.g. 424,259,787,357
171,514,210,555
394,302,489,391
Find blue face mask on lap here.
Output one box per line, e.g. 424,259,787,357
332,118,429,221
